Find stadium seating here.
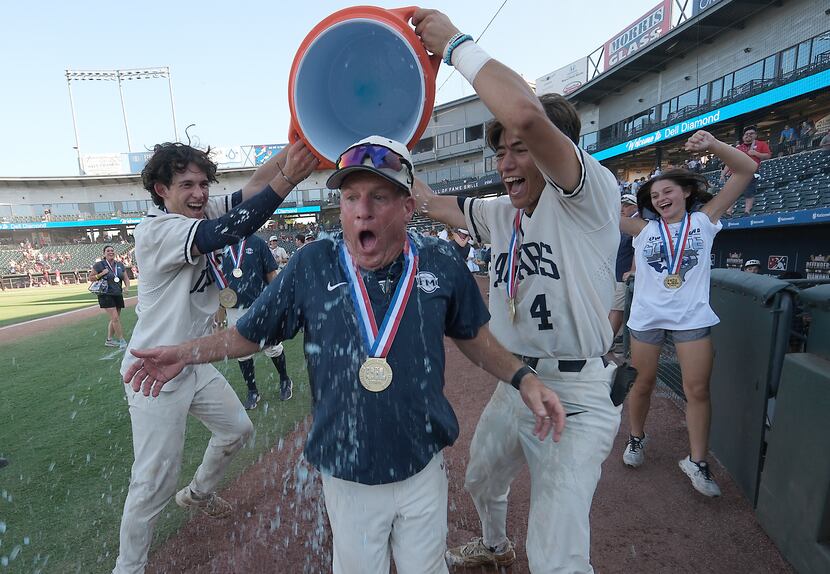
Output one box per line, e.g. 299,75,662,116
703,149,830,217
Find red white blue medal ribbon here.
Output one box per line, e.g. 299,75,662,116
227,238,246,270
206,252,229,289
658,213,691,276
506,210,523,300
339,236,419,357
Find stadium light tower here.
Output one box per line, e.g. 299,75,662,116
65,67,179,173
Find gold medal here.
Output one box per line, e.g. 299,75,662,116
218,287,238,308
664,274,682,289
232,268,243,278
508,297,516,321
359,357,393,392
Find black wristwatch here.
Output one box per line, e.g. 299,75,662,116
510,364,537,390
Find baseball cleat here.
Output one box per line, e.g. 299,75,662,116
679,457,721,497
105,338,119,347
623,434,647,468
244,391,261,410
445,537,516,568
279,378,293,401
175,487,233,519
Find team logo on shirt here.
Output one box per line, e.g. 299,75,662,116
416,271,440,293
245,247,254,255
492,241,560,288
643,231,703,280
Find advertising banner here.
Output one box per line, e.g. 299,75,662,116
604,0,671,70
128,151,153,174
81,154,122,176
692,0,724,17
254,144,287,166
536,57,588,96
593,68,830,161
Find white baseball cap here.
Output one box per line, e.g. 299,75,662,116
744,259,761,268
621,193,637,205
268,235,278,242
326,135,414,194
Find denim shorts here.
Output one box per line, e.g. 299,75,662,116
629,326,711,346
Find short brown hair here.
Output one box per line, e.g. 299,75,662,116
486,93,581,151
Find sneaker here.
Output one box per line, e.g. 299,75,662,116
623,434,647,468
678,457,722,497
445,537,516,568
104,338,118,347
175,486,232,519
244,390,261,410
280,378,293,401
118,339,128,349
0,457,8,469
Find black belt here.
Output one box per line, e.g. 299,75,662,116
514,354,587,373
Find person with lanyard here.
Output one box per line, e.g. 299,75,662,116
123,135,566,574
620,130,757,497
411,9,621,572
90,244,130,348
220,233,294,409
114,140,318,574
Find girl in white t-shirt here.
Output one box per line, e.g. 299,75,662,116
619,130,757,497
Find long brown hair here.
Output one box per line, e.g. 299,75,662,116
636,168,713,217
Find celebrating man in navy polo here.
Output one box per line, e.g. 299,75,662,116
123,136,565,574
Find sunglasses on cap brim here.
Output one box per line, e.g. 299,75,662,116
336,144,413,177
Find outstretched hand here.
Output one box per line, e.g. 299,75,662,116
411,8,461,56
684,130,718,153
282,140,320,185
123,347,187,397
519,376,566,442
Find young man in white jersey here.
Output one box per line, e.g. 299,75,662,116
113,140,318,574
412,9,621,572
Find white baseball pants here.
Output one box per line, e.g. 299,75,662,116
113,365,253,574
226,306,284,360
465,358,621,574
322,452,449,574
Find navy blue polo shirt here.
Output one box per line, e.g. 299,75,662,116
221,234,278,308
236,233,490,485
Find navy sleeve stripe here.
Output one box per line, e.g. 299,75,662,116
466,198,483,244
184,220,201,265
544,145,586,198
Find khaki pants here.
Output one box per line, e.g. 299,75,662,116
465,359,621,574
322,452,450,574
113,364,253,574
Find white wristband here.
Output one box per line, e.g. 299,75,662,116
450,40,492,85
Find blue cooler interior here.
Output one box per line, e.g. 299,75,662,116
294,19,425,162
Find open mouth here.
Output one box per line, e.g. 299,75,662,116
503,176,526,196
358,230,378,251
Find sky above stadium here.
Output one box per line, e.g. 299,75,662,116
0,0,661,177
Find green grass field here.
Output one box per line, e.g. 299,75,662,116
0,284,107,328
0,306,311,573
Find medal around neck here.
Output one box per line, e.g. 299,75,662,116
228,240,246,280
359,357,393,392
664,274,682,289
339,236,419,393
219,287,238,308
658,214,691,291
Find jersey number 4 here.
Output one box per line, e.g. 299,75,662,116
530,294,553,331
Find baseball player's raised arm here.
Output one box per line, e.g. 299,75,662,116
124,328,259,397
412,178,466,229
452,325,565,442
412,9,580,193
190,142,319,258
